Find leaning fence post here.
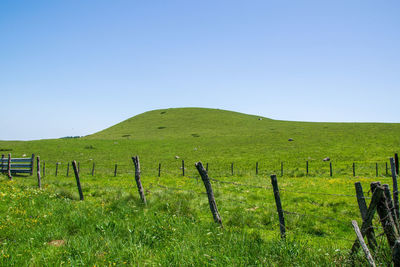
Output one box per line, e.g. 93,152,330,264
383,184,399,231
182,160,185,176
353,162,356,177
158,163,161,177
395,153,399,176
351,185,383,254
7,153,12,180
355,182,377,250
195,162,222,226
390,157,399,220
371,182,398,248
72,160,84,201
131,156,146,205
351,220,376,267
37,156,41,189
330,162,333,177
271,174,285,238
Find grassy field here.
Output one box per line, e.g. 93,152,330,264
0,107,399,266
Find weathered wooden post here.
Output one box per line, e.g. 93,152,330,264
383,184,399,231
43,160,46,177
390,157,399,219
306,161,309,175
36,156,41,189
131,156,146,205
256,162,259,175
91,162,95,176
206,163,209,172
355,182,377,250
72,160,84,201
55,162,59,176
271,174,285,238
182,160,185,176
353,162,356,177
7,153,12,180
195,162,222,226
395,153,399,176
351,220,376,267
371,182,398,247
30,154,35,176
114,164,118,177
66,162,70,177
351,185,383,254
158,163,161,177
329,162,333,177
231,162,234,175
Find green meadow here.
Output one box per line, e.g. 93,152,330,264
1,107,399,266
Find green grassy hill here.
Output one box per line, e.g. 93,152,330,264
1,107,400,265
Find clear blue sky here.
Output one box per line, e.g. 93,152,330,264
1,1,399,140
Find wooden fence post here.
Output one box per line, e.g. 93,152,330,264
351,220,376,267
395,153,399,176
390,157,399,220
30,154,35,176
37,156,41,189
371,182,398,247
7,153,12,180
195,162,222,226
131,156,146,205
383,184,399,231
114,164,118,177
66,162,70,177
43,160,46,177
182,160,185,176
231,163,234,175
206,163,209,172
306,161,309,175
256,162,258,175
72,160,84,201
351,185,383,254
158,163,161,177
355,182,377,250
55,162,59,176
330,162,333,177
91,162,95,176
353,162,356,177
271,174,285,238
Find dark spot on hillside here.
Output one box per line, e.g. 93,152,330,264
84,145,95,149
158,126,166,129
122,134,131,138
0,148,12,152
160,111,167,114
191,133,200,138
